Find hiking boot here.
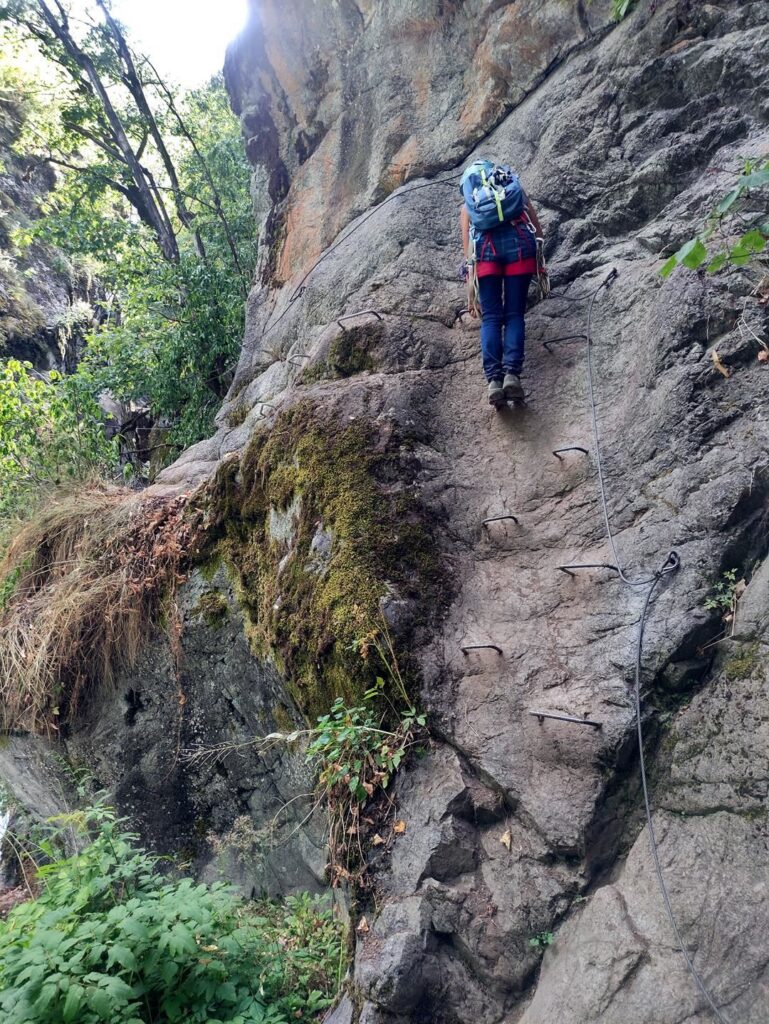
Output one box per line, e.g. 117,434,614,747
503,373,524,401
487,379,505,407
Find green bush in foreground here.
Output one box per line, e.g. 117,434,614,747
0,807,342,1024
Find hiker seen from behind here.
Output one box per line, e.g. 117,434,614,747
459,159,545,408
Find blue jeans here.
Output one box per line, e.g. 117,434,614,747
478,274,532,381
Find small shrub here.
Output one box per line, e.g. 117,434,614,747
0,359,119,525
308,697,423,806
528,931,554,950
704,568,744,619
0,805,343,1024
306,639,425,887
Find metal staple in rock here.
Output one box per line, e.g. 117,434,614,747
581,269,728,1024
260,171,463,340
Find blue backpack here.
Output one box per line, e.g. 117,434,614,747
460,160,525,231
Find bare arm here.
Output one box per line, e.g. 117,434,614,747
524,193,544,237
460,205,471,258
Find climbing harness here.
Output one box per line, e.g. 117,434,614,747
574,269,727,1024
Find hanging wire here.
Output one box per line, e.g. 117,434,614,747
580,269,728,1023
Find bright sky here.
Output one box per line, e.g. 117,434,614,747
110,0,249,87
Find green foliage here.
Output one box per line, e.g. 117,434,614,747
0,8,257,454
611,0,636,21
703,568,741,615
65,75,257,449
528,931,554,950
304,647,425,886
307,695,424,805
660,158,769,278
0,359,118,522
0,805,343,1024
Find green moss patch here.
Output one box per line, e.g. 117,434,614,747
226,402,250,428
201,401,443,719
723,642,762,682
300,322,382,386
194,590,230,630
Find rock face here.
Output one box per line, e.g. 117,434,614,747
3,1,768,1022
219,1,769,1019
0,94,97,370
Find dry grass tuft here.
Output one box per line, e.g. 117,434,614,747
0,485,203,735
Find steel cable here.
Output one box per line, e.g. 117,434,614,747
633,556,728,1024
583,270,729,1023
260,172,463,340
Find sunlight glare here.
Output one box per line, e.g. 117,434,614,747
111,0,249,86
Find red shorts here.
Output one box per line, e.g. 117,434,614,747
477,257,537,278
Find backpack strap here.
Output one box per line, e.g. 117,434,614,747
481,167,505,223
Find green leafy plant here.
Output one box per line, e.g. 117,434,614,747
660,158,769,277
703,568,746,631
611,0,636,21
528,931,555,950
0,359,118,526
0,804,343,1024
307,697,423,805
303,622,426,886
306,694,424,885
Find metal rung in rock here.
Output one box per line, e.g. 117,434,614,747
461,644,503,656
557,562,619,577
529,709,602,729
483,514,519,527
543,333,587,353
552,446,589,460
337,310,384,330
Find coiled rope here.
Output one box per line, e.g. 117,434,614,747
584,270,728,1024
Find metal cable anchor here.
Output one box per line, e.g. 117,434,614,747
552,446,589,460
557,562,619,577
529,709,602,729
543,333,587,353
461,644,503,656
482,514,519,527
337,310,384,331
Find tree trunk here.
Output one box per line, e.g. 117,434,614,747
94,0,206,261
36,0,180,262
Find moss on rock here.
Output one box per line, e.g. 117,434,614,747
723,642,761,682
201,401,443,720
194,590,230,630
300,322,381,386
